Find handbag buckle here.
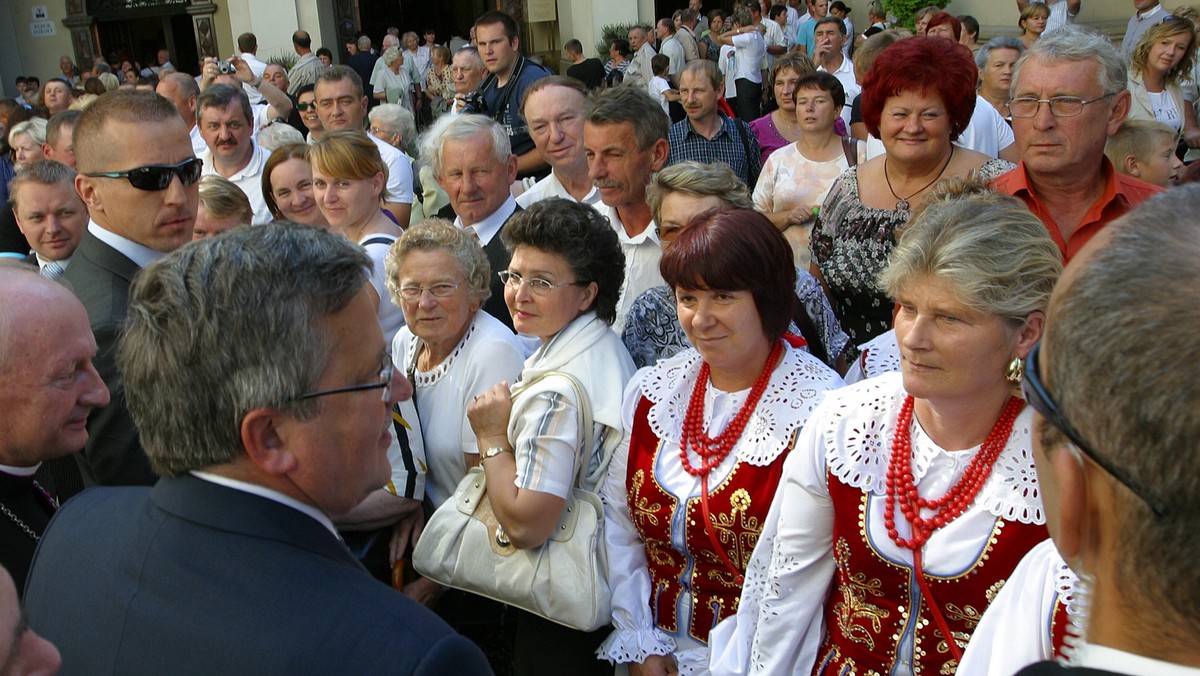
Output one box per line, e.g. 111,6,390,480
495,523,512,547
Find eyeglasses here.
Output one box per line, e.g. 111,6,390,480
295,101,317,111
1007,93,1115,118
498,270,585,295
368,126,394,137
1022,343,1167,516
292,361,395,403
398,282,460,300
84,157,204,191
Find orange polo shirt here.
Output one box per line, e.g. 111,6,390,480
991,160,1162,262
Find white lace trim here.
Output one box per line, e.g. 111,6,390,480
858,329,901,380
638,345,840,466
597,627,676,665
824,374,1045,524
408,321,477,386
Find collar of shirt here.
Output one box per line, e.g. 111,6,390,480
603,204,660,245
190,470,341,538
455,195,517,245
35,254,71,270
998,159,1128,257
686,114,736,141
0,463,39,477
1075,643,1200,676
201,143,266,181
1138,4,1166,19
88,220,167,269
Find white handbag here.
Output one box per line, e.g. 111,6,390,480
412,370,613,632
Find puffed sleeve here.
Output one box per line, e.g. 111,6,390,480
710,396,838,675
597,371,677,664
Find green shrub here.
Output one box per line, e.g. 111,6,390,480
883,0,950,29
595,23,638,58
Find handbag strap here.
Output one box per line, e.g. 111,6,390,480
510,370,610,493
841,137,860,168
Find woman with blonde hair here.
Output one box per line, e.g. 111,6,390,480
307,130,405,345
1018,2,1051,49
1127,16,1200,145
194,175,252,239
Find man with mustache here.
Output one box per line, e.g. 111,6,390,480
197,84,272,225
584,86,670,334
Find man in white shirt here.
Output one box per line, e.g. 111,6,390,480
11,160,87,277
1017,0,1080,37
584,86,670,334
1018,186,1200,676
314,66,414,225
657,19,687,80
626,25,658,90
1121,0,1169,58
448,46,486,115
766,5,791,68
236,32,269,105
196,84,272,225
812,17,860,129
419,114,520,331
516,77,601,209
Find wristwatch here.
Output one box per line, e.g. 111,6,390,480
481,446,511,460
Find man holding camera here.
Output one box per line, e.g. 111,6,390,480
471,11,551,178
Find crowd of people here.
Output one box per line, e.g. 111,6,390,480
3,1,1200,675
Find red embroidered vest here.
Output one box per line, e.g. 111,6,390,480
814,472,1048,675
626,396,790,644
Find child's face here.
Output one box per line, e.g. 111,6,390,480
1137,135,1184,188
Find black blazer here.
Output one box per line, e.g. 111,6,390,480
479,205,522,332
60,230,157,491
25,474,493,675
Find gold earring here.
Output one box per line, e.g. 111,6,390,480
1006,356,1023,384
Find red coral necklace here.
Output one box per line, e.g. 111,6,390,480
679,340,784,585
883,393,1024,663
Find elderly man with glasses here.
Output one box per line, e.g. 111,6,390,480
957,186,1200,675
992,26,1161,262
61,89,201,494
23,225,490,674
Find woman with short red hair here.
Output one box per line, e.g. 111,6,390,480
808,37,1013,347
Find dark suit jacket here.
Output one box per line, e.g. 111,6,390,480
25,474,493,675
60,230,157,491
480,206,521,332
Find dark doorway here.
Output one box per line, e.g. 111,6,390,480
356,0,486,47
94,13,199,76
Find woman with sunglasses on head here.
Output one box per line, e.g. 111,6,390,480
307,130,405,346
466,198,635,674
1126,16,1200,148
262,144,329,227
712,179,1062,675
601,207,842,676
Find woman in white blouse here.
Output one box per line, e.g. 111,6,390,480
1125,16,1200,146
711,183,1063,675
600,208,843,675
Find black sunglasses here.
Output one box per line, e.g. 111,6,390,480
1022,343,1167,517
295,101,317,111
84,157,204,191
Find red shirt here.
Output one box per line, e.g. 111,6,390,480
991,160,1162,261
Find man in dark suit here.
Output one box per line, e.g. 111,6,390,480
10,160,87,279
63,89,200,493
24,225,492,675
1015,186,1200,675
0,267,108,597
421,113,520,331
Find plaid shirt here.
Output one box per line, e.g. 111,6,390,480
666,114,762,188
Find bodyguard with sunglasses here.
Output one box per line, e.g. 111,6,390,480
959,187,1200,676
60,90,200,494
992,26,1161,262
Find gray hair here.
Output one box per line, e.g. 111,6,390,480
647,161,752,225
584,85,669,152
8,118,48,147
880,178,1061,323
418,113,510,178
196,83,252,125
98,72,120,92
1011,25,1126,98
9,160,77,211
118,225,370,476
369,103,416,145
258,122,306,151
382,46,403,67
1043,185,1200,637
975,35,1024,72
385,218,492,307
